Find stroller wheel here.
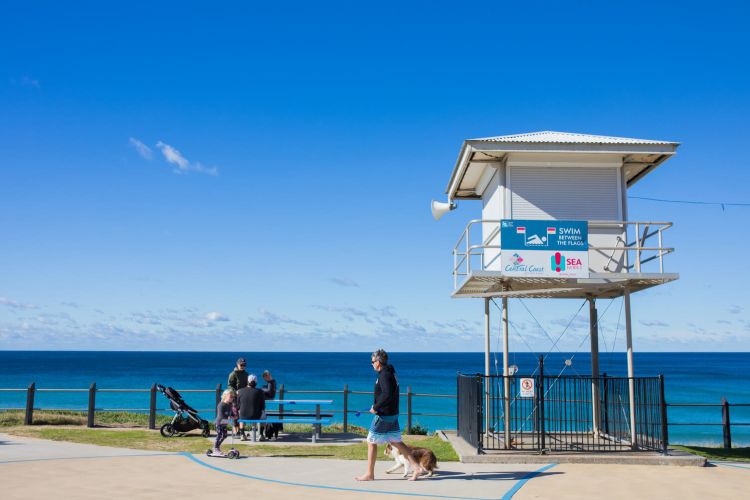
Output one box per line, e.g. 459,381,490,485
201,423,211,438
160,423,176,438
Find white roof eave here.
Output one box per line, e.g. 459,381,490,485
446,139,679,198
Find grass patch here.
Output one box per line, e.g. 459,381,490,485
673,444,750,463
0,410,173,427
2,426,458,461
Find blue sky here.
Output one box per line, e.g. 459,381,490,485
1,1,749,352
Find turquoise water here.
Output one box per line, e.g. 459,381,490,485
1,351,748,446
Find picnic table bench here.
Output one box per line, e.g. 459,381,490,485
238,399,333,443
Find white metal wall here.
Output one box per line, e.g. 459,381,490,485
507,165,626,273
481,167,503,271
509,166,621,221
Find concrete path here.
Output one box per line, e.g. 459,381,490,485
1,433,748,499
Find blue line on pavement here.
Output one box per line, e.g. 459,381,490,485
182,452,509,499
500,463,557,500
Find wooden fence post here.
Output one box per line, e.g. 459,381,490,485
407,386,413,434
24,382,35,425
343,384,348,433
722,397,732,449
87,382,96,428
149,384,157,430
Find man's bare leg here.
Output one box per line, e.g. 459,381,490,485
355,442,377,481
392,441,424,480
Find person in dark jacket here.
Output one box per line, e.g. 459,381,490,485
228,358,249,391
261,370,281,439
261,370,276,400
355,349,423,482
236,374,266,440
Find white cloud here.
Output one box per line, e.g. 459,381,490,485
206,311,230,322
156,141,218,176
129,137,153,160
640,319,670,327
0,296,37,310
330,277,360,288
10,76,40,88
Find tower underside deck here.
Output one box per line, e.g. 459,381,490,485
453,272,679,299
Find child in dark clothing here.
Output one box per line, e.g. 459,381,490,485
213,389,235,455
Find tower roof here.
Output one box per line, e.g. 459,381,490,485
446,131,679,199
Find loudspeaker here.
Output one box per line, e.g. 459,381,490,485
431,200,456,221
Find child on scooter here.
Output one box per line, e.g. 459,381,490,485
212,389,235,456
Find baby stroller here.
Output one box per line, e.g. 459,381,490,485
156,384,211,438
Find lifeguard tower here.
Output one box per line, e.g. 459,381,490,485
436,131,679,455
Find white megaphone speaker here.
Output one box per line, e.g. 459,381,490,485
430,200,457,221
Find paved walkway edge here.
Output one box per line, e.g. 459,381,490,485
443,431,706,466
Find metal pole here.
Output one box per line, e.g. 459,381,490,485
24,382,35,425
279,384,285,422
87,382,96,428
589,298,600,435
215,383,222,407
343,384,348,433
538,355,545,452
722,398,732,449
635,222,641,272
624,289,637,448
484,298,491,437
502,297,511,449
602,373,610,435
149,384,157,430
407,386,413,434
659,374,668,455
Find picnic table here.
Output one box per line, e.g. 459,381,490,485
239,399,333,443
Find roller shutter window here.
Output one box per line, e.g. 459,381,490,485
510,166,621,220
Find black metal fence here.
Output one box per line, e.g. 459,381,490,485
458,357,667,454
667,399,750,449
2,383,455,433
457,374,482,449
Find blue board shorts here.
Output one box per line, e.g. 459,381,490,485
366,414,402,444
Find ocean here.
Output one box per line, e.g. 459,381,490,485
1,351,748,446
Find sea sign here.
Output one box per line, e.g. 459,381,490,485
500,220,589,278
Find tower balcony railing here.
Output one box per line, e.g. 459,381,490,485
452,220,674,291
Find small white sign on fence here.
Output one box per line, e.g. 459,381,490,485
520,378,535,398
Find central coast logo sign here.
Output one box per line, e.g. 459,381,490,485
504,252,544,274
550,252,584,273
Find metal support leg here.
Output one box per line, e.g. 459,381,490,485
315,404,321,440
502,298,511,449
484,298,491,440
624,289,637,448
589,298,600,435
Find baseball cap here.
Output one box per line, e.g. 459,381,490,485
237,357,246,365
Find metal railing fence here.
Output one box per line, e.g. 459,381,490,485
452,219,674,289
666,400,750,449
0,382,456,433
457,362,667,454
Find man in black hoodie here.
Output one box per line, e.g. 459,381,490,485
237,374,266,440
355,349,423,482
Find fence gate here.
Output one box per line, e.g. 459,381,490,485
457,362,667,454
456,374,483,450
